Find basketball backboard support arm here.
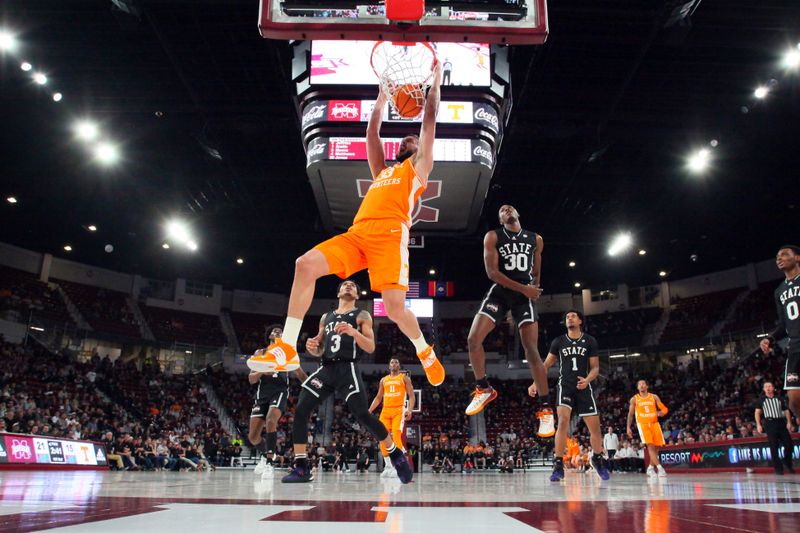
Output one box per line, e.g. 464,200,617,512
259,0,548,45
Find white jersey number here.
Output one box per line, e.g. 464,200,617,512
503,253,529,273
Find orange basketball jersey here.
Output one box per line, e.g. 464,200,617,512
634,393,662,424
382,373,407,409
353,158,426,225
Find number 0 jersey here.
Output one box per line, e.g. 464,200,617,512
321,309,363,362
495,227,538,284
774,274,800,352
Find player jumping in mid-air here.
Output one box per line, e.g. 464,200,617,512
466,205,553,437
250,325,308,479
282,280,413,484
531,310,610,481
627,379,668,478
248,63,445,388
369,357,415,478
770,245,800,418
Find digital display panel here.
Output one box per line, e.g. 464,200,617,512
1,433,108,467
373,298,434,318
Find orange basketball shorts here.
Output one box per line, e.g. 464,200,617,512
314,219,410,293
636,420,665,446
379,406,406,454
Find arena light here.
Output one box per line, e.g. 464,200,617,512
629,352,641,357
428,268,437,275
74,121,99,142
165,220,198,252
32,72,47,85
6,196,17,204
687,148,711,173
236,257,244,264
638,249,647,256
187,240,198,252
659,270,667,277
361,290,368,296
0,30,18,53
20,61,32,71
568,261,576,268
63,244,73,252
574,282,581,288
754,86,769,99
609,354,626,359
608,232,633,257
52,92,63,102
87,225,97,232
782,48,800,70
29,326,45,332
93,142,120,165
162,243,170,249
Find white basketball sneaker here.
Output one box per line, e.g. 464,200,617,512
656,464,667,477
261,463,275,479
254,456,267,476
382,463,396,478
646,465,656,478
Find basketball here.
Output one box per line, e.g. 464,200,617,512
392,84,424,118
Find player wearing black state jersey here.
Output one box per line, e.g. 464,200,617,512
249,325,308,479
531,310,610,481
281,280,412,484
770,245,800,418
465,205,553,437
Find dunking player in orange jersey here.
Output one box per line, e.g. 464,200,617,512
248,63,445,387
369,357,415,478
627,379,668,478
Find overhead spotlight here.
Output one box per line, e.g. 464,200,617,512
104,244,114,253
568,261,576,268
74,121,99,142
166,220,190,243
6,196,17,204
428,268,437,275
687,148,711,173
709,139,719,148
659,271,667,278
638,249,647,256
187,240,198,252
93,142,120,165
87,225,97,232
361,290,368,296
782,48,800,69
162,243,170,249
608,232,633,257
236,258,244,265
20,61,32,71
0,30,18,53
753,86,768,99
52,93,63,102
63,245,73,252
32,72,47,85
574,282,581,288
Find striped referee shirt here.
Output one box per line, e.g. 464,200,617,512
758,394,788,420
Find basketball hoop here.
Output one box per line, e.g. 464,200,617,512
370,41,437,118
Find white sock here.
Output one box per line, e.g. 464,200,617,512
410,335,428,353
282,317,303,347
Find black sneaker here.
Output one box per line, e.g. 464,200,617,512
282,464,313,483
391,453,413,484
550,461,565,482
591,455,610,480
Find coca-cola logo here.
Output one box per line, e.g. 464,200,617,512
302,104,326,127
307,141,327,159
473,145,494,165
474,107,499,129
330,103,359,120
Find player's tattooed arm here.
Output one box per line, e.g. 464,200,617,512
305,313,327,357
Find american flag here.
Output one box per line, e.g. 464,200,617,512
407,281,420,298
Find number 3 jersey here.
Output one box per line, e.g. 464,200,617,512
477,227,540,326
774,274,800,353
321,309,362,362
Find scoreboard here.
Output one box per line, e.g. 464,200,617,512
0,432,108,469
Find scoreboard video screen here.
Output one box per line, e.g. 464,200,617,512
0,433,108,468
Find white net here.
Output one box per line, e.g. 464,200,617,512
370,41,437,117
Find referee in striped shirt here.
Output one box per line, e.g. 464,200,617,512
755,381,796,475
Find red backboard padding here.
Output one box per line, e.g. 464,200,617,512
386,0,425,22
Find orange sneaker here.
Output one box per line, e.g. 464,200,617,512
465,387,498,416
536,408,555,437
417,345,445,386
247,338,300,372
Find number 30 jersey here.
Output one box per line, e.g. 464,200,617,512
322,309,363,362
495,227,538,284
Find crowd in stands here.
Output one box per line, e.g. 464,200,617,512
722,283,777,334
0,266,72,325
140,306,226,347
57,280,141,338
660,288,741,343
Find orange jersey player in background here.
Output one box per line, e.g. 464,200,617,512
627,379,668,477
369,357,415,478
248,62,445,388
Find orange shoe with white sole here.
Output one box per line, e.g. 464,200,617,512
417,345,445,386
247,338,300,372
